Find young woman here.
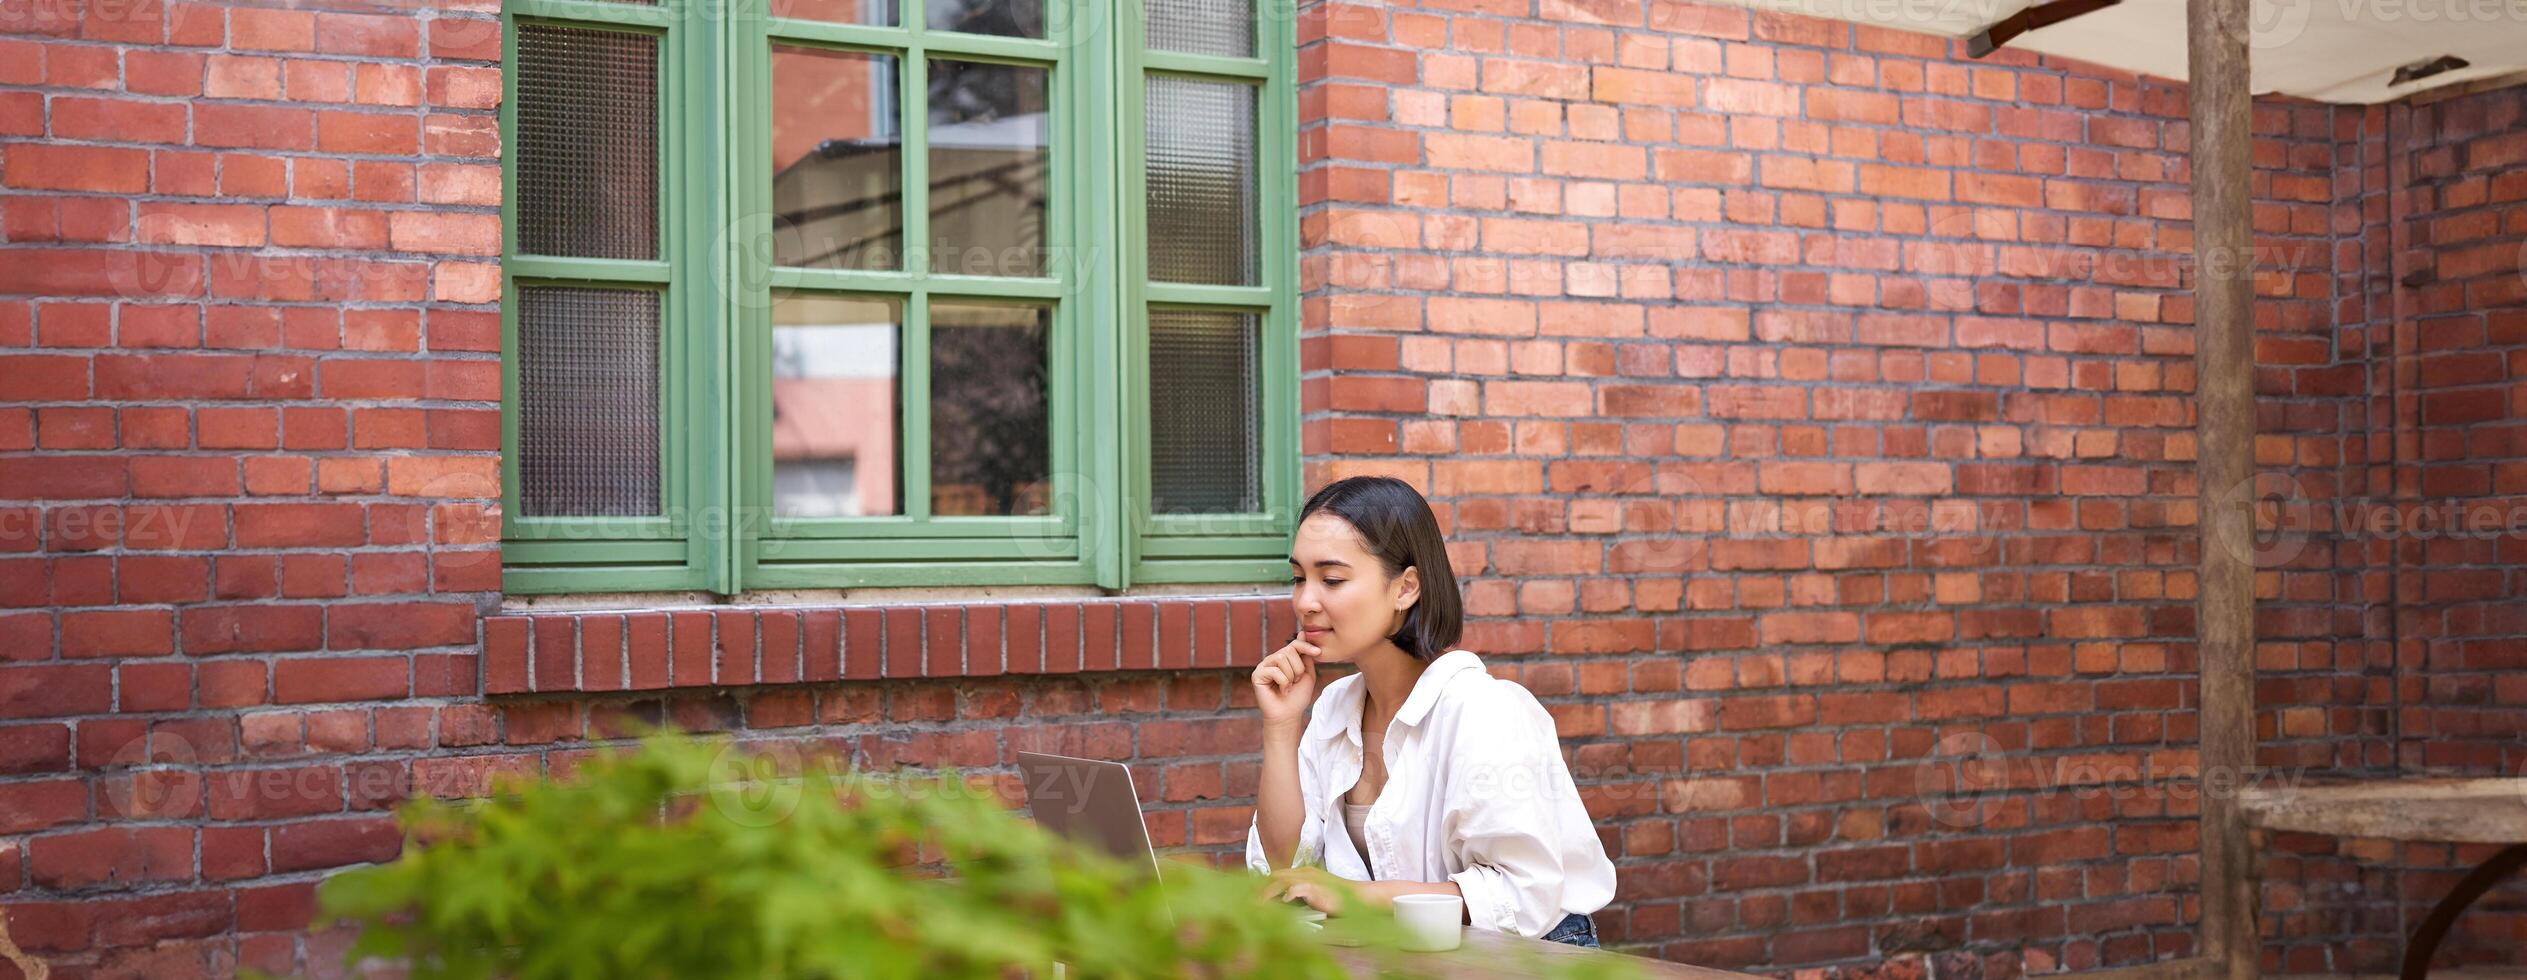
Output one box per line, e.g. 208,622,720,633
1246,476,1617,948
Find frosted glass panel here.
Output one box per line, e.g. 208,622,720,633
1146,0,1250,57
514,25,657,260
518,288,661,517
1145,77,1256,285
1148,308,1260,514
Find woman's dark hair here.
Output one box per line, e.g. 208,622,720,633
1298,476,1463,662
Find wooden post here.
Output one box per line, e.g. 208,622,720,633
2187,0,2258,976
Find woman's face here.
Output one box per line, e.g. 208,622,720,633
1287,513,1420,665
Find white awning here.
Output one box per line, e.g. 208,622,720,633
1702,0,2527,103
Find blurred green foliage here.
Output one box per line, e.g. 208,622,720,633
312,729,1637,980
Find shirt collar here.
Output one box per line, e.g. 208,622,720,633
1309,649,1484,746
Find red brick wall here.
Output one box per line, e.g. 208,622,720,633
1292,0,2383,972
2241,98,2403,977
2251,86,2527,977
0,0,506,972
2377,85,2527,972
0,0,2521,974
2386,85,2527,780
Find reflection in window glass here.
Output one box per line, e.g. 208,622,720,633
771,46,903,271
771,294,903,517
930,303,1051,516
770,0,897,26
927,60,1049,277
926,0,1042,38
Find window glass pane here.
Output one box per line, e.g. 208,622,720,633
515,25,657,260
1145,0,1250,57
930,303,1050,516
927,60,1050,278
1147,308,1260,515
518,287,662,517
1145,77,1256,286
927,0,1042,38
771,294,903,518
772,46,904,271
771,0,896,26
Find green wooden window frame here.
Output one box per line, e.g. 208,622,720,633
499,0,1299,595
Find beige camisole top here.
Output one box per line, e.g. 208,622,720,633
1342,800,1373,878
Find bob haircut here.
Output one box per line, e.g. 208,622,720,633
1296,476,1464,662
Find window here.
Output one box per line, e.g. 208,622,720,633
499,0,1297,594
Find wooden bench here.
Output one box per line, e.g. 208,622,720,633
2237,777,2527,980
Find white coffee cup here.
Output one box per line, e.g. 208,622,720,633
1392,893,1463,952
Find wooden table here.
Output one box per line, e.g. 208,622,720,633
2237,777,2527,980
1318,921,1766,979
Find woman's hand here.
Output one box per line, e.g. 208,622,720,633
1265,870,1444,916
1262,866,1353,915
1249,637,1321,734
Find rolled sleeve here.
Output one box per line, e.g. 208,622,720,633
1244,815,1271,874
1441,731,1573,935
1447,861,1525,936
1444,822,1567,938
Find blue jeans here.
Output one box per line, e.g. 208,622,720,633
1540,912,1599,948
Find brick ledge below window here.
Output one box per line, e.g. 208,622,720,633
482,595,1291,694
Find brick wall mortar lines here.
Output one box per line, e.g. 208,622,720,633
1288,0,2471,974
2370,82,2527,974
0,0,2520,974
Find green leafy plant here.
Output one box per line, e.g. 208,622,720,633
315,729,1635,979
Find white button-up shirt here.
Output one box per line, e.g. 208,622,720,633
1243,650,1617,938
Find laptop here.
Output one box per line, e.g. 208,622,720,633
1015,751,1168,883
1016,751,1328,931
